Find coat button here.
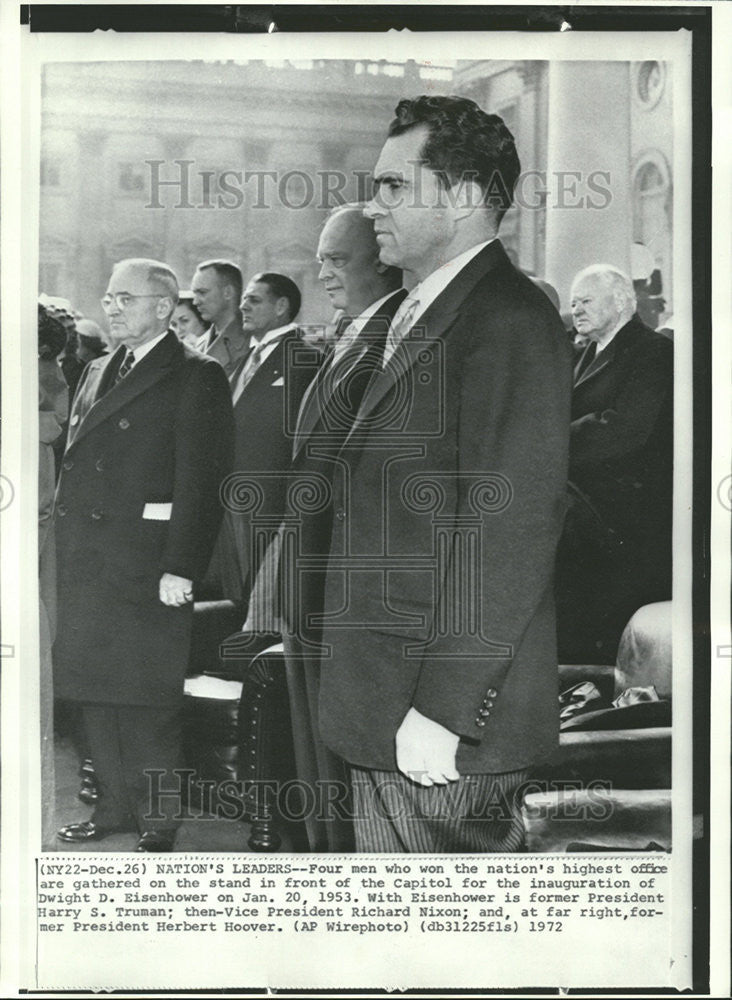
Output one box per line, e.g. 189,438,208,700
56,503,67,517
479,707,491,717
70,414,79,426
486,688,498,698
119,418,130,430
95,458,105,472
475,719,486,728
335,509,346,521
482,699,494,709
62,459,74,471
91,507,103,520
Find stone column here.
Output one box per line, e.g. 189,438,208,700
75,129,108,317
543,61,632,309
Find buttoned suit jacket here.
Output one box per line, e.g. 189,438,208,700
317,241,573,774
53,332,234,706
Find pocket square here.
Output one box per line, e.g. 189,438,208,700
142,502,172,521
271,376,284,387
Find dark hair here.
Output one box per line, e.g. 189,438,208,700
38,304,67,360
388,95,521,222
177,291,206,326
251,272,301,322
197,259,243,301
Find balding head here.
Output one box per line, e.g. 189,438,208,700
570,264,636,346
317,202,402,316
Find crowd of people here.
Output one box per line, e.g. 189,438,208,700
41,94,674,854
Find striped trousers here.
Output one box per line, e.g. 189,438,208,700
350,766,530,853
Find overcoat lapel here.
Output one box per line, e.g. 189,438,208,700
573,338,617,388
67,332,181,450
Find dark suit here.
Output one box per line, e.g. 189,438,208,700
282,289,406,851
556,314,673,662
218,329,322,606
315,242,572,848
53,332,234,830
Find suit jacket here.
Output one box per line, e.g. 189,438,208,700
196,311,249,377
53,332,234,706
222,329,322,601
569,314,674,549
317,241,573,773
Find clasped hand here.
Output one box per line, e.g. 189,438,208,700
159,572,194,607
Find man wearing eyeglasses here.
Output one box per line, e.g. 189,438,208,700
53,258,234,852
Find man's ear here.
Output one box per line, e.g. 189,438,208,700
275,295,289,320
157,297,174,320
450,178,484,220
223,284,236,303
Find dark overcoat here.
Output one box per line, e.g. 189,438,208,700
569,313,674,554
555,314,674,661
317,241,573,774
53,332,234,706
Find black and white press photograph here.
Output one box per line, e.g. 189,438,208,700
1,3,724,995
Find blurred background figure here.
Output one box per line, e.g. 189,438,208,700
38,303,69,850
75,317,109,364
170,292,207,349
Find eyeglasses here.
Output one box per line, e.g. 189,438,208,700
100,293,164,312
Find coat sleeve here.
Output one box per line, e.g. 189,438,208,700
570,336,673,468
160,358,234,580
410,295,573,740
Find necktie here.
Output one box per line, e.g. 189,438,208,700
232,335,287,404
381,294,419,367
115,349,135,383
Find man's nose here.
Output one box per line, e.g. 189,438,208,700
363,197,383,219
318,259,333,280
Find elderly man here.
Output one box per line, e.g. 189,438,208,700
556,264,673,662
191,259,249,376
312,96,572,852
219,272,321,610
282,203,406,851
53,258,234,851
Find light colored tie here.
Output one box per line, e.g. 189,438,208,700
381,294,419,367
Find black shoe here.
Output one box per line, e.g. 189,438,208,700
78,780,99,805
135,830,176,853
57,820,132,843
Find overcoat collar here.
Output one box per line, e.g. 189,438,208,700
573,314,646,388
66,331,182,449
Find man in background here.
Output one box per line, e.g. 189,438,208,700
191,258,249,377
219,272,321,612
556,263,673,662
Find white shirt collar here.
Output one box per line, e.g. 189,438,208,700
249,322,296,352
130,329,169,364
409,239,496,324
332,289,404,360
